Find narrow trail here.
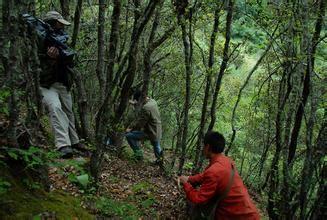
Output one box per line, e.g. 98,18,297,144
100,154,185,218
49,148,186,219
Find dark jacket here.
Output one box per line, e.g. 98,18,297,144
132,98,162,141
38,29,72,89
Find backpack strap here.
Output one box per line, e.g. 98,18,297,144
216,163,235,203
206,162,235,219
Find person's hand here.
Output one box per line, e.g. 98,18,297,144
47,46,59,58
129,99,137,105
179,175,189,184
126,128,132,133
174,176,181,189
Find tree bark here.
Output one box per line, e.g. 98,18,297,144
309,109,327,220
193,4,221,172
207,0,234,131
142,2,175,100
175,0,192,174
114,0,159,122
71,0,83,48
287,0,325,164
96,0,106,101
60,0,70,18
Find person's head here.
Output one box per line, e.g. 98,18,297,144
43,11,70,30
203,131,225,158
132,90,142,103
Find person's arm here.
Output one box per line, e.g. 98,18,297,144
47,46,59,59
130,108,148,130
188,173,204,185
183,170,219,204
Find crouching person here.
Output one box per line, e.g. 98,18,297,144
125,90,163,164
178,131,260,220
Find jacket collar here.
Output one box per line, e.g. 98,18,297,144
209,153,224,165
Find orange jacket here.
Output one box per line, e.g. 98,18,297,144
183,154,260,220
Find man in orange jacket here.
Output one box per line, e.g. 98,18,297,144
178,131,260,219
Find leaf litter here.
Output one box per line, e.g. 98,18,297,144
48,148,187,219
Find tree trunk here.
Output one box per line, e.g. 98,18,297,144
71,0,83,48
267,67,292,219
176,2,192,175
92,0,159,181
114,0,159,122
309,109,327,219
96,0,106,101
60,0,70,18
69,67,90,140
287,0,325,164
142,1,174,99
298,91,317,219
207,0,234,131
193,4,221,172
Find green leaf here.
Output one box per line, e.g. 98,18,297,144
67,173,77,183
8,151,18,160
76,174,89,188
32,215,41,220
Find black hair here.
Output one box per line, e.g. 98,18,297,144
133,90,142,102
204,131,225,153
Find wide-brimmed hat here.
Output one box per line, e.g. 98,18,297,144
44,11,71,25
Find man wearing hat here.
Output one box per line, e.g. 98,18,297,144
38,11,80,158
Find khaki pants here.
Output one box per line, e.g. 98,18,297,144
40,83,79,149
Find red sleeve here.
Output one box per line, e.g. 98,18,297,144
183,169,219,204
188,173,204,185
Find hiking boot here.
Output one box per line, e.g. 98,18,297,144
72,143,92,157
58,146,73,159
152,151,164,166
72,143,89,151
152,157,164,166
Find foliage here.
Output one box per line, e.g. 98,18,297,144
96,196,140,219
6,146,50,170
57,158,93,191
0,179,11,195
0,88,10,116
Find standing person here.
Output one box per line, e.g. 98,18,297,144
125,90,163,163
38,11,81,158
178,131,260,220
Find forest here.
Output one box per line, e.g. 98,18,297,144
0,0,326,219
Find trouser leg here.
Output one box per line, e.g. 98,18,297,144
53,83,79,145
40,86,71,149
151,140,162,159
125,131,145,157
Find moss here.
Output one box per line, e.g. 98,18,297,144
1,188,94,219
0,165,94,219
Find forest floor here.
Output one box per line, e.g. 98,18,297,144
48,145,267,219
49,146,186,219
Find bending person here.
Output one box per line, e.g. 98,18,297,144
126,90,163,164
